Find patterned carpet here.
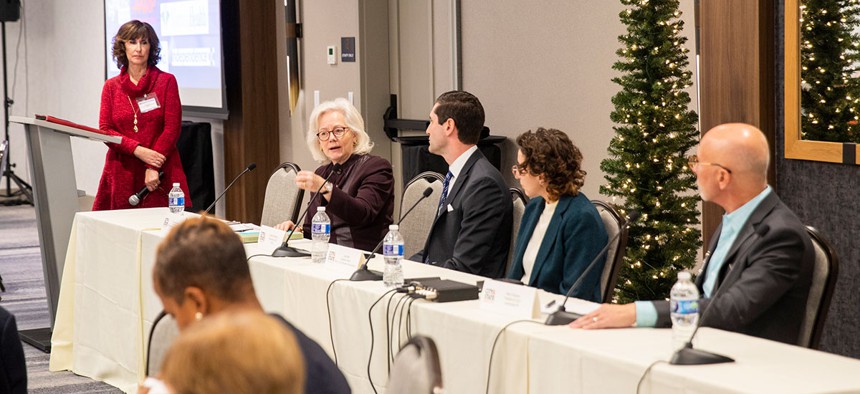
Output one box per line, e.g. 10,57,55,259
0,205,121,393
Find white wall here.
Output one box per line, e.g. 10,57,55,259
0,1,226,212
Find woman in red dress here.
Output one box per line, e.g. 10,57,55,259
93,20,189,210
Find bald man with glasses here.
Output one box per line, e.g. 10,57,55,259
572,123,814,345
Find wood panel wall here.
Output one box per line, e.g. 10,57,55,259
222,0,281,222
698,0,775,245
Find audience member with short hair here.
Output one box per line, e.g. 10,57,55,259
160,311,304,394
508,128,607,300
572,123,814,345
152,216,351,394
275,98,395,251
412,91,513,278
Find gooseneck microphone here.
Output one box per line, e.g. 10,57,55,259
669,223,770,365
272,163,343,257
204,162,257,214
128,171,164,206
545,209,640,326
350,185,435,281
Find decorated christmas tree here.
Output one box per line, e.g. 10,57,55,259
600,0,701,303
800,0,860,143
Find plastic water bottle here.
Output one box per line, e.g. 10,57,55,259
382,224,404,287
311,207,331,263
168,183,185,214
670,271,700,351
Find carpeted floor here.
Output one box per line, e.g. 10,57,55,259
0,205,122,393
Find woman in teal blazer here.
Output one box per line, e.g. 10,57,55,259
508,128,607,301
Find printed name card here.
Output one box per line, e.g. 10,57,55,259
162,214,187,231
324,243,366,268
258,225,287,250
480,279,540,319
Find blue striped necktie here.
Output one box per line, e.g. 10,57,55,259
438,171,453,214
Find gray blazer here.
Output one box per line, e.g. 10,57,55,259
413,150,512,278
652,192,814,345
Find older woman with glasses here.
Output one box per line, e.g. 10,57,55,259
508,128,607,300
275,98,394,251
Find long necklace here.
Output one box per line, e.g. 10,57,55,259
126,95,139,133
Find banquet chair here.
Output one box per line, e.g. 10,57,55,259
506,188,528,276
260,162,303,227
399,171,445,258
387,336,443,394
798,226,839,349
146,310,179,376
592,200,628,303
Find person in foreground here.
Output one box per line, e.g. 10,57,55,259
160,311,305,394
571,123,814,345
153,216,351,394
412,91,513,278
508,128,607,300
275,98,394,251
0,306,26,393
94,20,189,210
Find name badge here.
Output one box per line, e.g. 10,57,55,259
480,279,540,319
324,243,366,268
137,93,161,113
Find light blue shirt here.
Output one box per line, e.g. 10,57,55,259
634,186,773,327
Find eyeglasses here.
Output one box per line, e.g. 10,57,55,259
316,126,350,141
688,155,732,174
511,163,528,177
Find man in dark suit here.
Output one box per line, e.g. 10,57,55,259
572,123,814,345
411,91,513,278
0,305,26,393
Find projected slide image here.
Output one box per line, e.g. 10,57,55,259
105,0,225,112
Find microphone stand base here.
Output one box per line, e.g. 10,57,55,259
350,267,383,281
544,310,583,326
271,245,311,258
669,346,735,365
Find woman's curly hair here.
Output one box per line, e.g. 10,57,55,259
111,20,161,69
516,127,586,200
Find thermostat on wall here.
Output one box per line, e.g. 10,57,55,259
327,45,337,65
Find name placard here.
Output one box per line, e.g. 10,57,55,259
324,243,366,268
161,214,187,231
480,279,540,319
258,225,287,250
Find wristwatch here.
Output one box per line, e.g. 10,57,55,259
321,181,334,196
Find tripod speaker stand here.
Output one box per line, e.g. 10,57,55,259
0,2,31,205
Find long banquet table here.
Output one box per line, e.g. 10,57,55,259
49,208,860,393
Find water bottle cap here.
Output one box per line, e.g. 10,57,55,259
173,182,180,187
389,224,399,231
317,207,326,212
678,271,692,281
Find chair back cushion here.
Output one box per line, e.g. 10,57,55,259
507,188,528,276
400,172,445,258
260,163,302,227
798,226,838,348
387,336,443,394
592,201,626,302
146,311,180,376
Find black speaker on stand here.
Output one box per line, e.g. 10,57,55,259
0,0,31,206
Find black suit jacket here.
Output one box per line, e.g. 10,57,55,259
414,150,512,278
271,314,351,394
0,306,26,394
652,191,814,345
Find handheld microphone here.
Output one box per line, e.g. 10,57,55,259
545,209,640,325
350,186,435,281
204,162,257,214
669,223,770,365
128,171,164,206
272,163,343,257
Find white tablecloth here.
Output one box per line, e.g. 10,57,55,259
49,208,860,394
